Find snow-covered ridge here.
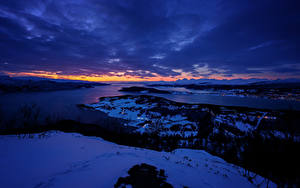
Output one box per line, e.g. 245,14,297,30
81,95,284,139
0,132,275,188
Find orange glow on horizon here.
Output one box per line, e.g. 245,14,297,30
3,70,299,82
3,71,179,82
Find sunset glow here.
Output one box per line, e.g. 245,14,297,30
4,70,299,82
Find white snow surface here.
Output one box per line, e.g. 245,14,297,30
0,132,275,188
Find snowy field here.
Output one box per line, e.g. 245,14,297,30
0,132,274,188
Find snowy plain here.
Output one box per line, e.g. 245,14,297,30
0,132,275,188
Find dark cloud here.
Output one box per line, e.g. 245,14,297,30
0,0,300,79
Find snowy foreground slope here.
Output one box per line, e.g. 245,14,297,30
0,132,274,188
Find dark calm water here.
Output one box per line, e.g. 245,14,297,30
0,83,299,125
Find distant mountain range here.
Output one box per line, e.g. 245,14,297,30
150,78,300,85
1,75,300,86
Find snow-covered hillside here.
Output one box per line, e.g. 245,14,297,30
84,95,199,137
0,132,274,188
82,95,283,139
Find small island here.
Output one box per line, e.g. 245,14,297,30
119,86,171,94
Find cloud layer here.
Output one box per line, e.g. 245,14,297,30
1,0,300,80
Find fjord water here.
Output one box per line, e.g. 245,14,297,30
0,83,299,125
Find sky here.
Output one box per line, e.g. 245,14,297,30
0,0,300,81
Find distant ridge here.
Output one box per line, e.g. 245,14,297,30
149,78,300,85
0,76,104,84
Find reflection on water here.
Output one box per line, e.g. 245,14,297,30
0,83,299,124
